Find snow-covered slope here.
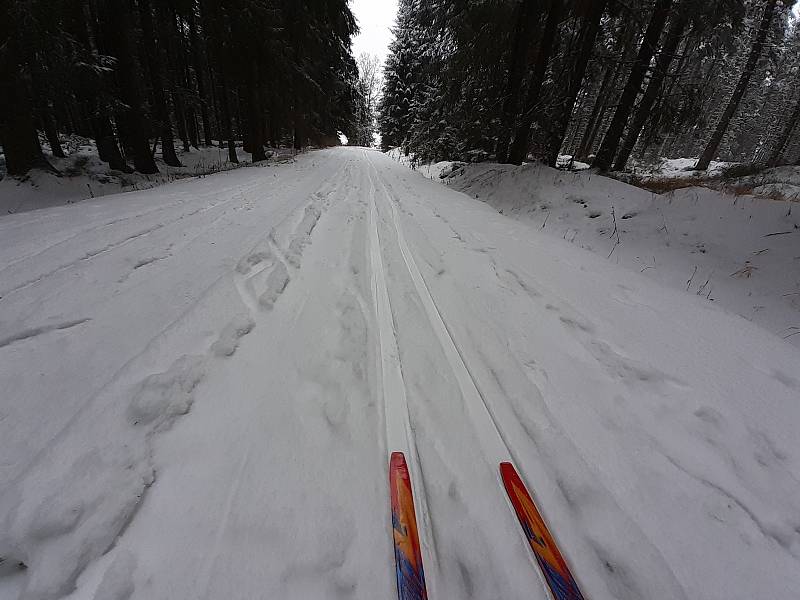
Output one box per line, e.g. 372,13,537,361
1,148,799,600
436,161,800,348
0,139,296,216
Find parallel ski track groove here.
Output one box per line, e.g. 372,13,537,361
367,154,575,600
0,192,246,299
366,158,438,598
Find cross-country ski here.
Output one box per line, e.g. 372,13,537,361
501,462,585,600
389,452,428,600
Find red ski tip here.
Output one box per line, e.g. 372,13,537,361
500,462,585,600
389,452,428,600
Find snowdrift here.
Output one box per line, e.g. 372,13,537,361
434,160,800,348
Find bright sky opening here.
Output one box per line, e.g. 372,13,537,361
350,0,398,62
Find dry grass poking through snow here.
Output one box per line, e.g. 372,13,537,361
616,165,800,206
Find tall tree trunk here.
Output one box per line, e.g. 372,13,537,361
575,22,637,160
95,116,131,172
207,65,225,147
495,0,541,163
662,33,696,102
40,109,66,158
169,13,190,152
544,0,607,167
139,0,181,166
247,63,267,162
187,9,213,146
593,0,673,171
614,12,688,170
175,11,200,149
106,0,158,173
0,81,55,176
199,0,236,160
183,60,200,148
173,88,191,153
294,114,304,150
768,90,800,166
28,55,66,160
695,0,778,170
241,85,253,153
575,64,614,160
164,6,192,155
219,76,238,163
293,92,307,151
506,0,563,165
77,0,130,172
0,37,56,176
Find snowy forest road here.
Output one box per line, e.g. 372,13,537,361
1,148,799,600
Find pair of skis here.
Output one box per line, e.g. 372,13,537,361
389,455,585,600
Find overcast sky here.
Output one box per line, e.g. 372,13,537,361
350,0,398,62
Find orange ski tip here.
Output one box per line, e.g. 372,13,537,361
500,461,585,600
389,451,428,599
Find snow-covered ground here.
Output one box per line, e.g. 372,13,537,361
0,138,299,216
627,156,739,178
1,147,799,600
616,157,800,202
427,161,800,349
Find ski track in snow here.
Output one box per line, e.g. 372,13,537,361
0,319,91,350
1,148,799,600
366,159,440,594
372,158,689,600
0,194,240,300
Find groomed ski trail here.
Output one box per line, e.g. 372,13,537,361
3,148,799,600
371,155,692,600
367,159,437,599
368,154,583,599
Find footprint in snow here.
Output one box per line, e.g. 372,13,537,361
236,247,272,275
693,406,725,428
258,263,290,310
127,355,206,427
211,315,255,357
587,339,688,391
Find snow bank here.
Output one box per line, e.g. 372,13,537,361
386,147,460,181
386,148,590,178
735,166,800,202
617,158,800,203
556,154,591,170
625,156,739,178
0,137,300,216
423,160,800,347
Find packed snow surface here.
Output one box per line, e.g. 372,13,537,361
432,161,800,349
1,148,799,600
